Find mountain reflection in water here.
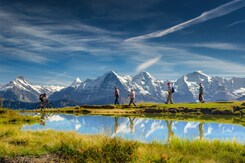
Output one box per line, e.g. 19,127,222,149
22,114,245,144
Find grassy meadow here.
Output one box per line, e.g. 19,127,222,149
27,101,245,116
0,107,245,162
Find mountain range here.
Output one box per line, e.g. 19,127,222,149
0,71,244,108
0,76,64,102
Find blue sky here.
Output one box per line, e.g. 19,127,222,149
0,0,245,86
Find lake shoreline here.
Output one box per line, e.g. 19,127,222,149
1,107,245,162
23,101,245,116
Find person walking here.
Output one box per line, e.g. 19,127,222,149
165,82,174,104
199,83,205,103
128,89,136,106
39,93,47,110
114,86,120,105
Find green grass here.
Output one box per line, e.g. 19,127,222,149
23,101,245,117
0,128,244,162
1,108,245,162
0,108,39,123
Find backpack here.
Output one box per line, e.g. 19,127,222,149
172,87,175,93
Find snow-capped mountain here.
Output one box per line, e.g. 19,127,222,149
50,71,169,104
174,71,245,102
0,76,64,102
70,77,82,88
50,71,245,104
130,71,167,102
1,71,245,105
50,71,134,104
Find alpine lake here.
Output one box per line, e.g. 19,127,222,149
22,113,245,144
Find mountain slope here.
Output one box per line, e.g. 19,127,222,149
1,71,244,105
50,71,245,104
0,76,64,102
50,71,168,104
50,71,132,104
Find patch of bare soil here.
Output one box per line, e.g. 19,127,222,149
0,154,66,163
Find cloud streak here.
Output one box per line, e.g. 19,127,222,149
126,0,245,41
226,19,245,27
136,56,161,72
0,7,123,64
181,42,245,51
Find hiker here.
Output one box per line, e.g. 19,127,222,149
114,86,120,105
165,82,174,104
39,93,47,110
128,89,136,106
199,83,205,103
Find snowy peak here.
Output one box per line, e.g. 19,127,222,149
132,71,154,84
187,71,210,78
136,71,153,79
184,71,212,83
2,76,33,92
70,77,82,88
100,71,124,85
0,76,64,102
13,76,30,86
16,75,26,81
195,70,207,76
103,71,120,79
76,71,124,91
107,70,117,75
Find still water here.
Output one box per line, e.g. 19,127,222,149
22,113,245,144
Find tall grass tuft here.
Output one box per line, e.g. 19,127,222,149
0,108,39,123
0,109,245,162
101,138,138,162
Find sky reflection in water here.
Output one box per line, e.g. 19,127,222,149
22,114,245,144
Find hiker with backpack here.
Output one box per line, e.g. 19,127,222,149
128,89,136,106
199,83,205,103
114,86,120,105
165,82,174,104
39,93,47,110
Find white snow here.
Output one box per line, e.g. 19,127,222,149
233,88,245,96
70,77,82,88
1,71,245,103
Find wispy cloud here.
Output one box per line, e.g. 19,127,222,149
226,19,245,27
145,121,164,138
136,56,161,72
204,125,213,136
184,122,199,134
193,43,245,51
180,42,245,51
120,41,245,78
181,54,245,74
126,0,245,41
48,115,65,122
0,8,122,64
0,2,244,84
